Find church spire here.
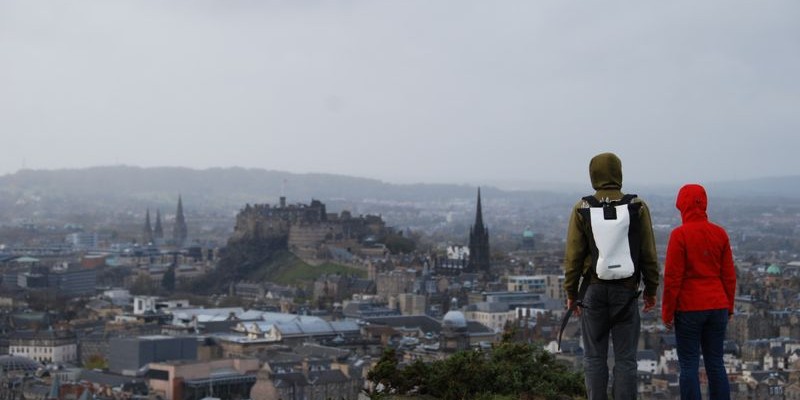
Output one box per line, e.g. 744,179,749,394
173,195,188,248
474,187,485,231
143,208,153,244
468,187,490,274
154,209,164,240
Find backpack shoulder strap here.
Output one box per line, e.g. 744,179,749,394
582,195,602,207
619,194,638,204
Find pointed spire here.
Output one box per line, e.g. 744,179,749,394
474,187,485,230
468,187,490,274
143,209,153,244
173,195,188,248
154,209,164,239
176,195,184,224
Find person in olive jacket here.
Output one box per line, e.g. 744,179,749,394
563,152,659,400
662,183,736,400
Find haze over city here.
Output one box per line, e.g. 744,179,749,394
4,3,800,399
2,1,799,187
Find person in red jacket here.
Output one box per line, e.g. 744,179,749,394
662,183,736,400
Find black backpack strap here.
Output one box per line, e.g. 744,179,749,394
618,194,638,204
623,194,643,286
582,195,602,207
601,193,642,332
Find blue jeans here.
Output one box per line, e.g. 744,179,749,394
675,309,730,400
581,284,640,400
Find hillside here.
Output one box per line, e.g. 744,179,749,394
1,166,798,241
2,167,798,206
0,166,570,215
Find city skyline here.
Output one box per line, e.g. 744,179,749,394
2,1,799,186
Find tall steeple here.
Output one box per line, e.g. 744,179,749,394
154,209,164,240
173,195,188,248
143,208,153,244
468,188,490,274
474,187,485,230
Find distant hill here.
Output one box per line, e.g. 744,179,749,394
628,176,800,200
704,176,800,199
0,166,571,214
0,167,797,218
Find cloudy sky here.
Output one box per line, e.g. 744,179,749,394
1,1,798,187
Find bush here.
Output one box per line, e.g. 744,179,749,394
366,343,585,400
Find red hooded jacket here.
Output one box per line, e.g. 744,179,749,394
661,184,736,325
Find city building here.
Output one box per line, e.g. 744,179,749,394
468,188,491,274
9,330,78,364
435,245,469,275
147,357,259,400
48,264,97,296
108,335,198,376
65,232,100,250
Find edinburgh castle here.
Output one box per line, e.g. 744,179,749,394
232,197,391,262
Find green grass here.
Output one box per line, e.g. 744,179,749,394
249,251,366,286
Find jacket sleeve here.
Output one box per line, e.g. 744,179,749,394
638,201,660,297
563,202,587,300
720,231,736,315
662,229,685,325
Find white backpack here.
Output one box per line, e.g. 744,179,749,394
579,194,642,281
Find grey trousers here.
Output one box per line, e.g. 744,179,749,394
581,283,640,400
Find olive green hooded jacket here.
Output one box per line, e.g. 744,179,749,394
563,153,659,300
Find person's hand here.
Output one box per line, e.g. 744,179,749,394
642,295,656,313
664,320,673,331
567,299,582,317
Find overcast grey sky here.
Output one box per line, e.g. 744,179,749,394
1,1,798,187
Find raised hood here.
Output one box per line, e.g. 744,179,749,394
676,183,708,223
589,152,623,190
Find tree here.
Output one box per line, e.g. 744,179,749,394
366,342,585,400
366,348,401,398
129,274,159,295
161,265,176,291
382,234,416,254
83,354,107,370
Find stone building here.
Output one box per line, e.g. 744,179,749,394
468,188,491,274
249,344,365,400
395,293,427,316
144,197,188,248
147,358,259,400
313,275,375,303
375,268,417,300
173,195,188,248
434,189,491,276
440,310,470,352
435,245,469,275
232,198,328,241
729,311,776,344
231,198,390,263
9,330,78,364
